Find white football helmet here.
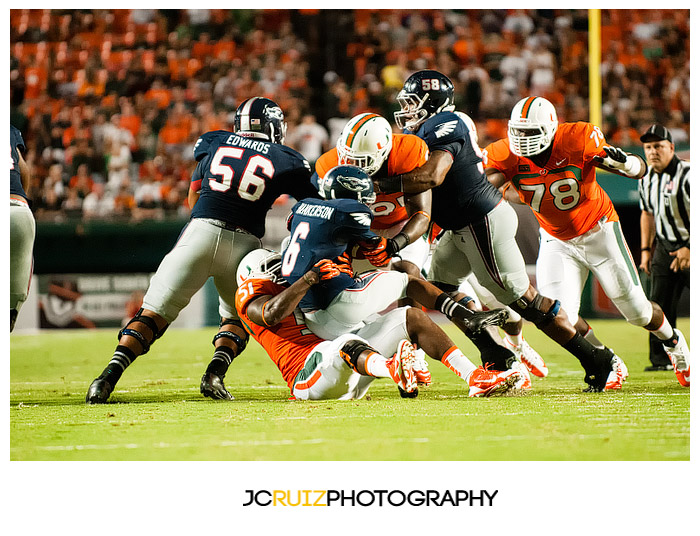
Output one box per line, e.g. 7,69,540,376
336,113,392,176
508,96,558,157
236,248,284,286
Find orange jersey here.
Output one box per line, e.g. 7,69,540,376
235,277,323,390
484,122,618,240
315,133,429,229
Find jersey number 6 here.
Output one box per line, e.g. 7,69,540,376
209,147,275,201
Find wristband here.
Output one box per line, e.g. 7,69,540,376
376,175,403,194
303,272,316,286
390,231,410,253
623,156,642,176
641,247,651,252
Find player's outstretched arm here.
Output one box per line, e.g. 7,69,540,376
245,260,344,327
375,150,454,194
592,146,648,179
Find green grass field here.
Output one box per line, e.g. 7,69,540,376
10,318,690,461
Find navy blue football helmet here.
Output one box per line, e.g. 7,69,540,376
394,70,455,131
234,97,287,144
318,165,376,205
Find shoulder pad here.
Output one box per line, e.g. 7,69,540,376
418,112,468,144
276,145,312,172
192,130,231,162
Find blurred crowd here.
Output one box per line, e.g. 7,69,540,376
10,9,690,223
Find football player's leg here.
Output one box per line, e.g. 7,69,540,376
87,221,215,403
9,204,36,332
202,231,262,399
292,335,385,400
303,270,410,340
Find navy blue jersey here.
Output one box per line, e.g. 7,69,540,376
190,130,319,238
282,197,377,311
412,112,502,229
10,125,28,200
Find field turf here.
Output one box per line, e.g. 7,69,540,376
9,318,690,461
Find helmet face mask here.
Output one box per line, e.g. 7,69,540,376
318,165,376,205
237,248,285,286
336,113,392,176
394,70,455,131
507,97,558,157
234,97,288,144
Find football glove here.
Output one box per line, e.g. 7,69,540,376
594,146,628,169
334,252,355,277
310,259,347,281
359,237,391,267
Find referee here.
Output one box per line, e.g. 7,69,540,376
638,124,690,371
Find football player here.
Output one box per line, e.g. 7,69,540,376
86,97,320,403
237,248,521,399
280,165,521,392
383,70,625,392
483,96,690,387
10,125,36,332
312,112,434,383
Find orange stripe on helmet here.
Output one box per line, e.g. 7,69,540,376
346,113,380,147
520,97,537,119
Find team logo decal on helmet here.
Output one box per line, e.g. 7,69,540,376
318,165,376,205
235,97,288,144
394,70,455,131
507,96,558,157
336,113,392,176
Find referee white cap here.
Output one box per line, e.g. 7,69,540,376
640,124,673,143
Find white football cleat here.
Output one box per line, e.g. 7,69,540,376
503,336,548,377
388,339,418,396
412,349,432,386
604,352,629,390
665,329,690,387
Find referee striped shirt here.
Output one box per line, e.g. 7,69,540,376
639,154,690,248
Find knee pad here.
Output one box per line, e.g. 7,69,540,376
118,308,168,354
214,318,250,355
512,293,561,328
340,339,376,372
430,280,459,295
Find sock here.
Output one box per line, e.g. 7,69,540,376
651,317,675,343
206,345,236,377
563,333,599,373
103,345,137,384
504,331,523,347
435,292,462,318
364,352,391,378
583,326,604,348
440,345,477,380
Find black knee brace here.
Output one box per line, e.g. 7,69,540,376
340,339,376,372
213,318,249,355
512,293,561,328
118,308,168,354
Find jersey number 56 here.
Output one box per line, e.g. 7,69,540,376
209,147,275,201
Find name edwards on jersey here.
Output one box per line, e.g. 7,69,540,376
194,132,273,155
190,130,317,238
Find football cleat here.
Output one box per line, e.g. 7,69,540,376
467,366,521,397
86,377,114,404
665,329,690,387
200,372,235,400
503,336,548,377
604,352,629,390
452,307,509,336
582,347,615,392
510,361,532,391
388,339,418,397
412,349,432,386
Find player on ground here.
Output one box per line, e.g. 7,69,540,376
281,165,520,394
313,112,434,383
483,96,690,387
237,248,520,398
10,125,36,332
384,70,624,392
86,97,320,403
